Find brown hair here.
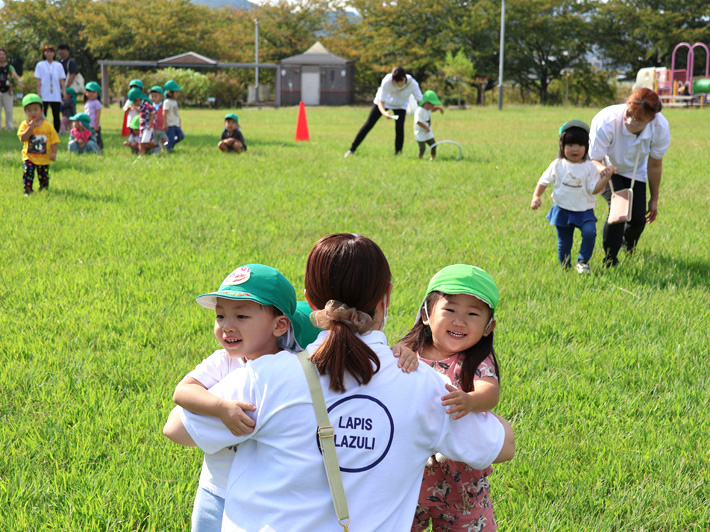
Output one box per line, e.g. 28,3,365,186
626,88,662,122
42,45,55,59
304,233,391,392
399,292,499,393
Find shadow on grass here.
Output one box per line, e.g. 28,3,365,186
47,187,119,203
618,249,710,289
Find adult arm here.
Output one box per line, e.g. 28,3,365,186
163,406,197,446
11,66,26,89
646,156,663,223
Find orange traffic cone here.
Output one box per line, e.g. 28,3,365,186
121,111,130,137
295,101,310,142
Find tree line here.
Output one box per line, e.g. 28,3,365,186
2,0,709,105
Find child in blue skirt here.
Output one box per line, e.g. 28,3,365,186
531,120,613,273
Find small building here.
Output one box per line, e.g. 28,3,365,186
280,42,354,106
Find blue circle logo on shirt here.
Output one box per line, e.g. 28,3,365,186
314,394,394,473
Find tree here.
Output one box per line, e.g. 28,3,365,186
442,49,475,107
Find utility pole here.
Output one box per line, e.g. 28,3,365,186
498,0,506,110
254,18,259,106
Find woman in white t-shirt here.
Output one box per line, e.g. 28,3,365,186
164,233,515,532
34,45,66,133
589,88,671,267
345,66,424,157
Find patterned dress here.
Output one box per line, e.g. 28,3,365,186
412,353,499,532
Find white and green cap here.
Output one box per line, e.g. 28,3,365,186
425,264,499,312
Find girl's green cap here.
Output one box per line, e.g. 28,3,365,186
69,112,94,132
559,119,589,137
420,89,442,107
127,87,150,103
85,81,101,94
66,87,76,95
129,115,140,129
225,113,239,122
426,264,499,311
292,301,322,349
164,80,182,92
129,79,144,89
22,93,43,107
196,264,297,318
150,85,164,95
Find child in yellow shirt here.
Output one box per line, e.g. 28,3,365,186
17,93,59,196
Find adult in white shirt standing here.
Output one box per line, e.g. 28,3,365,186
589,88,671,267
345,66,425,157
164,233,515,532
34,45,66,133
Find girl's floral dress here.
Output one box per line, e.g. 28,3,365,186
412,353,499,532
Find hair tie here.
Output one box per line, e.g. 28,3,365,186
309,300,374,335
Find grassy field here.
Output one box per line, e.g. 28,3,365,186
1,102,709,531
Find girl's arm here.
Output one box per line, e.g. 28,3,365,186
416,120,430,132
593,166,614,194
391,344,418,373
173,376,256,436
20,120,40,141
531,183,547,209
49,142,58,162
441,377,500,420
163,406,197,446
94,109,101,128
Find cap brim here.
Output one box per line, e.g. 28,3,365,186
196,291,272,310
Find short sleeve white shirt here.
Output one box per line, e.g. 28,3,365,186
34,61,66,103
180,330,505,532
414,106,434,141
373,74,423,110
186,350,247,498
537,158,601,211
589,104,671,182
163,98,180,127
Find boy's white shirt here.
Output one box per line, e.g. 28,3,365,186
413,106,434,141
537,158,601,211
186,349,247,498
179,330,505,532
163,98,180,127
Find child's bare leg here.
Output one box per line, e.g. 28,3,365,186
218,140,230,152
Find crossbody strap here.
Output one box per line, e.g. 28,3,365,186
297,350,350,531
610,146,641,194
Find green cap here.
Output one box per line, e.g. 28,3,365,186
69,112,94,133
426,264,499,312
129,115,140,129
85,81,101,94
22,93,43,107
149,85,164,96
224,113,239,122
559,119,589,137
420,89,442,107
196,264,297,320
164,79,182,92
291,301,322,349
129,79,144,89
65,87,76,96
127,87,150,104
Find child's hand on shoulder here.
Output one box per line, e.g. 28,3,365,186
391,343,418,373
218,399,257,436
441,383,473,420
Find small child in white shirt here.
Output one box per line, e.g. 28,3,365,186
414,90,444,160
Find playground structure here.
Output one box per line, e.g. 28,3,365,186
632,42,710,107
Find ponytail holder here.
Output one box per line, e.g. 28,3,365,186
310,300,374,335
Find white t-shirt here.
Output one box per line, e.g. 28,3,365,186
180,330,505,532
163,98,180,127
413,106,434,141
186,350,247,498
373,74,423,110
537,158,601,211
34,61,66,103
589,104,671,183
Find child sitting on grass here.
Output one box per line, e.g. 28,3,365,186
414,89,444,160
17,93,59,196
123,115,140,154
67,112,100,154
218,113,247,153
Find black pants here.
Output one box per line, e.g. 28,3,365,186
601,174,648,263
43,101,61,133
418,138,436,158
349,105,406,154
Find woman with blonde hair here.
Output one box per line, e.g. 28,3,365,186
589,88,671,267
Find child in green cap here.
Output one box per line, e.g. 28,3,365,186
17,93,59,196
400,264,503,532
162,79,184,152
127,87,157,155
149,86,167,153
218,113,247,153
67,112,100,154
123,115,140,154
414,89,444,160
84,81,103,150
59,86,76,135
531,120,614,273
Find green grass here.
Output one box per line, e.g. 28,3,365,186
1,103,709,531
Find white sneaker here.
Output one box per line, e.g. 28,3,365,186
576,262,591,274
344,150,354,158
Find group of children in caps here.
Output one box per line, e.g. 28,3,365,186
165,260,504,531
17,77,247,195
